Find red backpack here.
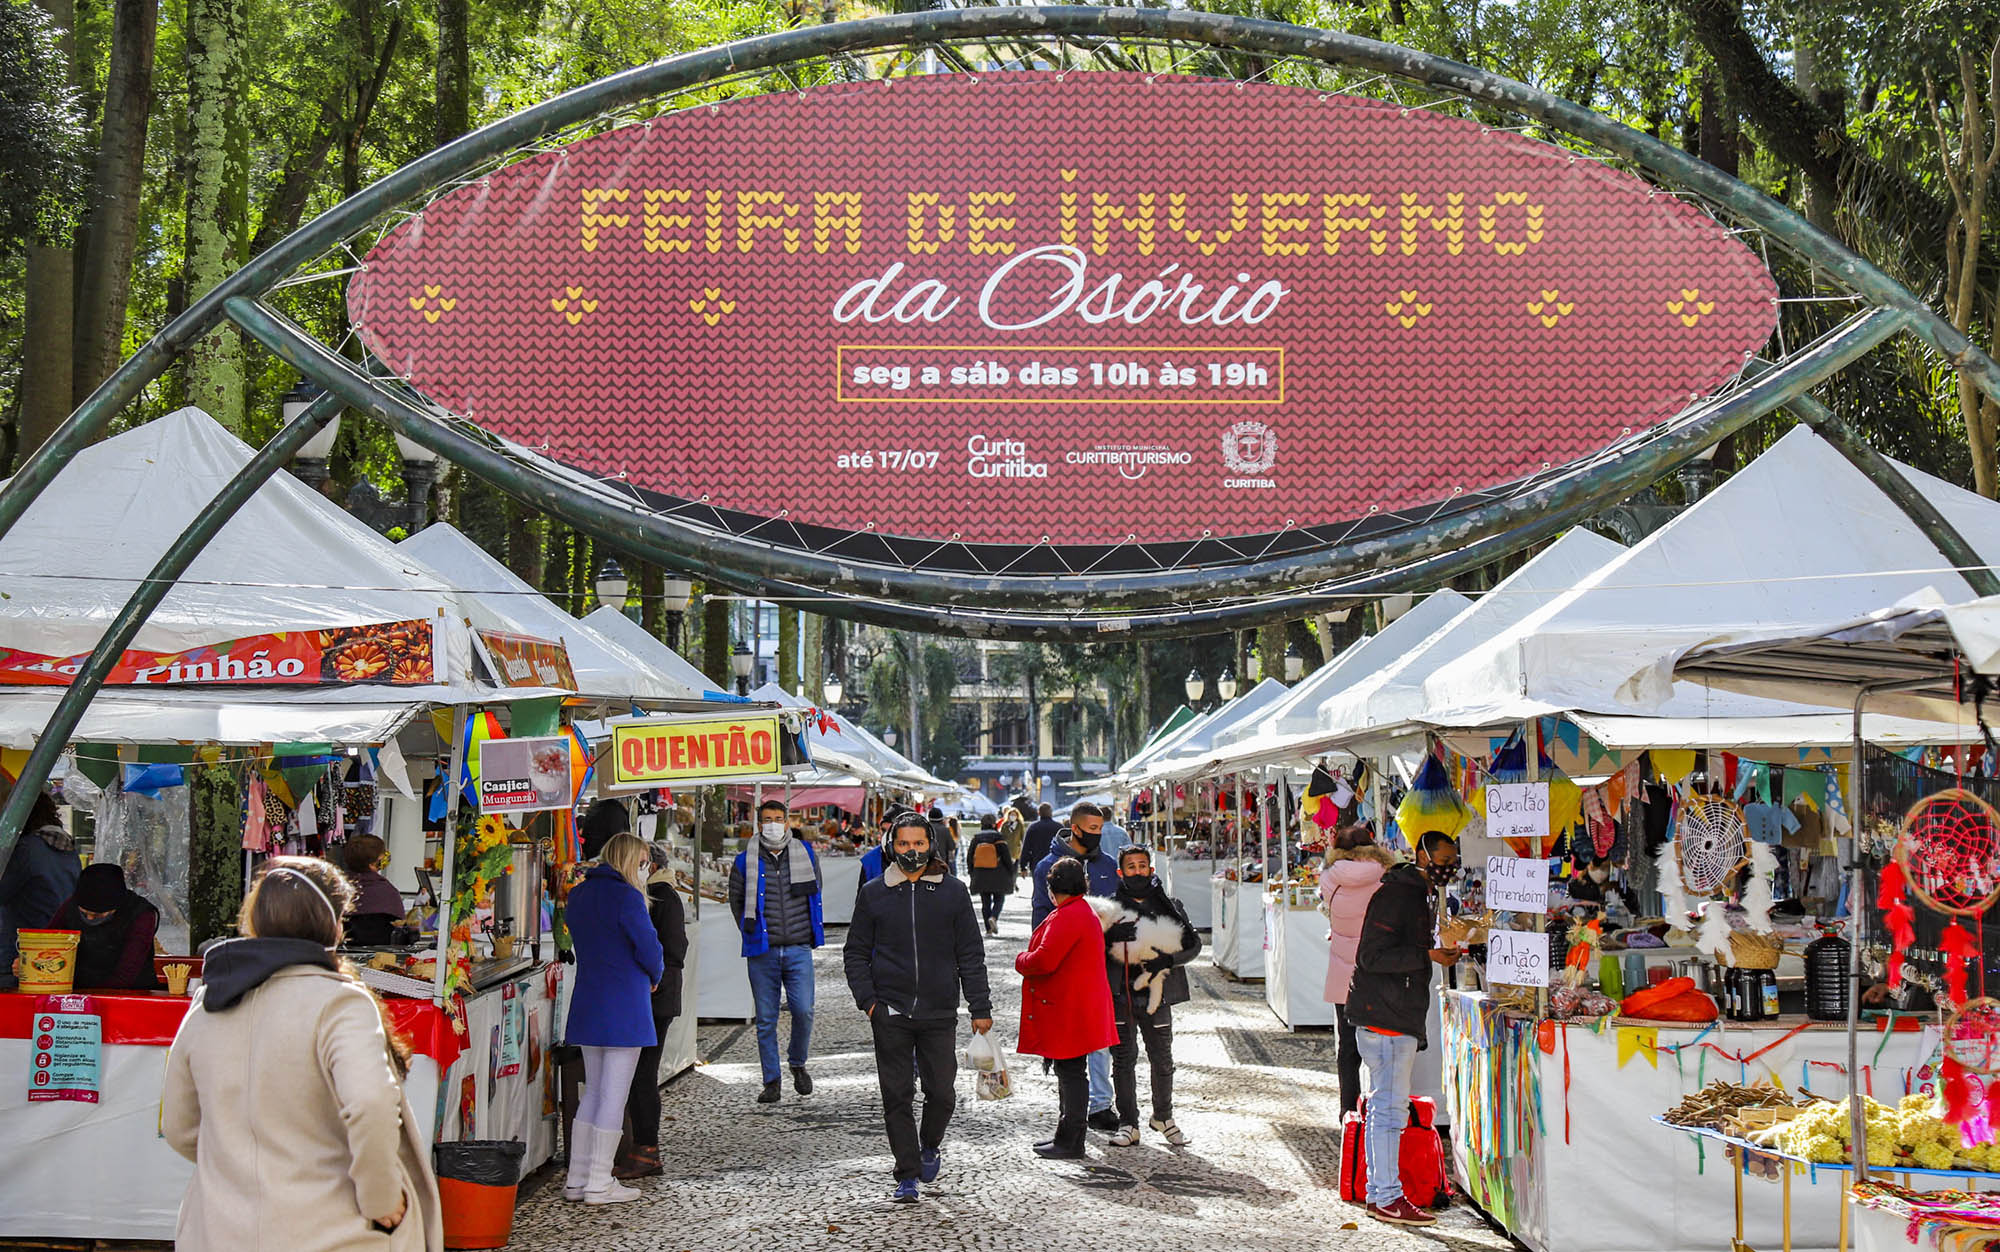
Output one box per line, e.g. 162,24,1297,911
1338,1095,1451,1209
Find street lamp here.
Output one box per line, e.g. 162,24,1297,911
1284,641,1305,682
731,640,753,695
1184,669,1205,704
823,673,844,706
660,570,693,651
1217,666,1238,701
390,429,441,533
882,726,899,749
286,381,340,494
594,558,629,615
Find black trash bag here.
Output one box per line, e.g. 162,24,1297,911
434,1139,527,1187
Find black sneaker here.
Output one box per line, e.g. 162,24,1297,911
757,1080,782,1104
792,1066,813,1095
1087,1109,1121,1133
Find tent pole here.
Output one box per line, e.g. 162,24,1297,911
433,704,470,1006
0,390,343,869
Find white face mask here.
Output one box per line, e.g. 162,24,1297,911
759,822,788,848
1588,867,1609,884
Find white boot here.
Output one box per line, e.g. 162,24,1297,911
583,1124,641,1205
562,1123,591,1201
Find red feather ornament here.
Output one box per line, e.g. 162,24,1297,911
1943,921,1982,1008
1877,860,1917,988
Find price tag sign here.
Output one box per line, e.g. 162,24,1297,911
1485,782,1551,843
1485,856,1551,914
1486,930,1550,987
28,994,101,1103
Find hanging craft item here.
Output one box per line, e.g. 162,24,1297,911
1890,789,2000,1007
1940,997,2000,1148
1484,731,1582,856
1302,764,1344,830
1676,794,1748,897
1395,753,1470,841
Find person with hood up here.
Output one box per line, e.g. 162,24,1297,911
50,862,160,990
729,799,825,1103
1103,845,1201,1147
1318,824,1397,1116
1345,831,1465,1228
162,856,442,1250
844,812,992,1202
0,791,81,989
1015,856,1120,1160
579,797,631,862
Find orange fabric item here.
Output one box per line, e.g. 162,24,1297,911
1620,977,1719,1023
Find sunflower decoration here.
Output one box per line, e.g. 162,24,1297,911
450,810,516,929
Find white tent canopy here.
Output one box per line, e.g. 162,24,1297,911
581,607,732,700
1421,427,2000,727
400,524,700,706
1134,677,1294,782
1109,707,1217,784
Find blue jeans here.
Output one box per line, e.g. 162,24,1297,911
1087,1048,1111,1113
747,945,816,1083
1355,1028,1418,1208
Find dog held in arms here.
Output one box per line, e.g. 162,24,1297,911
1086,896,1187,1014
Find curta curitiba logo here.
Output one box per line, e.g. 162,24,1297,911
1221,420,1278,487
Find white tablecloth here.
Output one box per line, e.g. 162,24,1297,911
819,856,865,925
1167,858,1214,928
1209,879,1265,979
694,906,755,1020
1263,898,1334,1028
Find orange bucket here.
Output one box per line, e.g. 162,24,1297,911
17,929,79,994
437,1176,518,1249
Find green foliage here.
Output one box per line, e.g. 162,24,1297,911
0,0,90,253
187,762,243,947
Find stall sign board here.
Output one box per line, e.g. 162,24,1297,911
478,735,575,813
1485,856,1551,914
1486,782,1551,844
607,713,794,790
1486,931,1550,988
497,983,523,1078
474,629,578,691
0,619,436,687
28,995,101,1103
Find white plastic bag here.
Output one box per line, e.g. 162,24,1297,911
962,1030,1013,1101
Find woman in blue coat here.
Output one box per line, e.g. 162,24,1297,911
563,832,664,1205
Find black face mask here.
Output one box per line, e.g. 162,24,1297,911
78,910,119,928
1117,873,1158,897
1424,862,1459,886
1072,830,1103,856
894,848,930,876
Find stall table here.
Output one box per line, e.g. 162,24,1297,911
695,904,755,1020
1263,887,1333,1029
1209,878,1265,980
1440,990,1940,1252
819,855,865,926
1163,857,1214,929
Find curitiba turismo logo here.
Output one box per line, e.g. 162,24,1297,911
1221,420,1278,487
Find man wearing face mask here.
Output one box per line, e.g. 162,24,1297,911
1031,801,1121,1127
1567,857,1640,916
1345,831,1465,1227
729,799,825,1104
844,813,992,1203
1103,846,1201,1147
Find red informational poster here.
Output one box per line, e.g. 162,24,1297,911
0,620,436,687
28,995,100,1104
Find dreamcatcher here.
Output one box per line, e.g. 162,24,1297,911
1676,795,1749,897
1881,789,2000,1004
1941,997,2000,1148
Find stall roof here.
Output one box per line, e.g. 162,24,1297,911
1109,707,1217,783
1135,678,1294,782
580,607,733,700
400,524,700,706
1418,426,2000,727
749,682,928,786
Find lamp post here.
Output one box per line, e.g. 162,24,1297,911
391,429,441,533
731,640,753,695
1284,641,1305,683
1217,666,1238,702
823,673,844,707
660,570,693,650
594,558,630,617
882,727,899,749
1184,669,1205,706
286,381,341,495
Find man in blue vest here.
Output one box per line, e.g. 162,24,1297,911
729,799,825,1104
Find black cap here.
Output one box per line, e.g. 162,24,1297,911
74,862,126,912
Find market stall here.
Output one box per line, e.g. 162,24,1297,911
1210,875,1266,979
1263,881,1333,1028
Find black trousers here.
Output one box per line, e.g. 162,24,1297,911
1111,1003,1175,1126
625,1013,677,1148
980,893,1006,925
1334,1003,1362,1117
1052,1054,1088,1148
870,1014,958,1181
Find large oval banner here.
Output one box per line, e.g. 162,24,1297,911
350,72,1778,550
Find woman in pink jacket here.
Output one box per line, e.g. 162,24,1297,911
1319,825,1398,1115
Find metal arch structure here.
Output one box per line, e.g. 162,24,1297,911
3,6,2000,852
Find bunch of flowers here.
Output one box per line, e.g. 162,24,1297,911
450,811,516,930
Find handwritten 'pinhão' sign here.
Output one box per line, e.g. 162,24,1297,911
1486,930,1550,988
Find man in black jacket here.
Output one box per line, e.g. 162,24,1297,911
1019,803,1061,881
1345,831,1463,1228
844,812,994,1204
1103,845,1202,1147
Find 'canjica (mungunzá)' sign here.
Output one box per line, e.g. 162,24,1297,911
350,72,1778,550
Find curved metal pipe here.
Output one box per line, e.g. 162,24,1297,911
233,295,1907,634
7,6,1996,587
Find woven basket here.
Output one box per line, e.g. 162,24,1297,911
1723,930,1784,970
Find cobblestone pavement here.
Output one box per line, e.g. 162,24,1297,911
510,909,1516,1252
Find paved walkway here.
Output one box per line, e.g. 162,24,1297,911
510,908,1515,1252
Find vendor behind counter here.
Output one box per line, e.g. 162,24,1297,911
337,836,406,948
50,862,160,991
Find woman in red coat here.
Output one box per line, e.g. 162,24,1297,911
1014,857,1118,1159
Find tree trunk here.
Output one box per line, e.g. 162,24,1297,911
1258,621,1287,684
1793,29,1843,233
1026,669,1041,795
183,0,250,430
702,593,731,690
71,0,159,402
1134,640,1151,741
778,605,800,692
804,614,824,701
433,0,469,150
639,561,663,636
567,533,591,618
504,499,543,587
1698,72,1739,178
904,634,923,765
19,0,78,464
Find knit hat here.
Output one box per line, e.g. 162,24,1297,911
74,862,127,912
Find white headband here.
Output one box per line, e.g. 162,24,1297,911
268,866,340,930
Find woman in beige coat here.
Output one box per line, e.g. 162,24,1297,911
162,856,443,1251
